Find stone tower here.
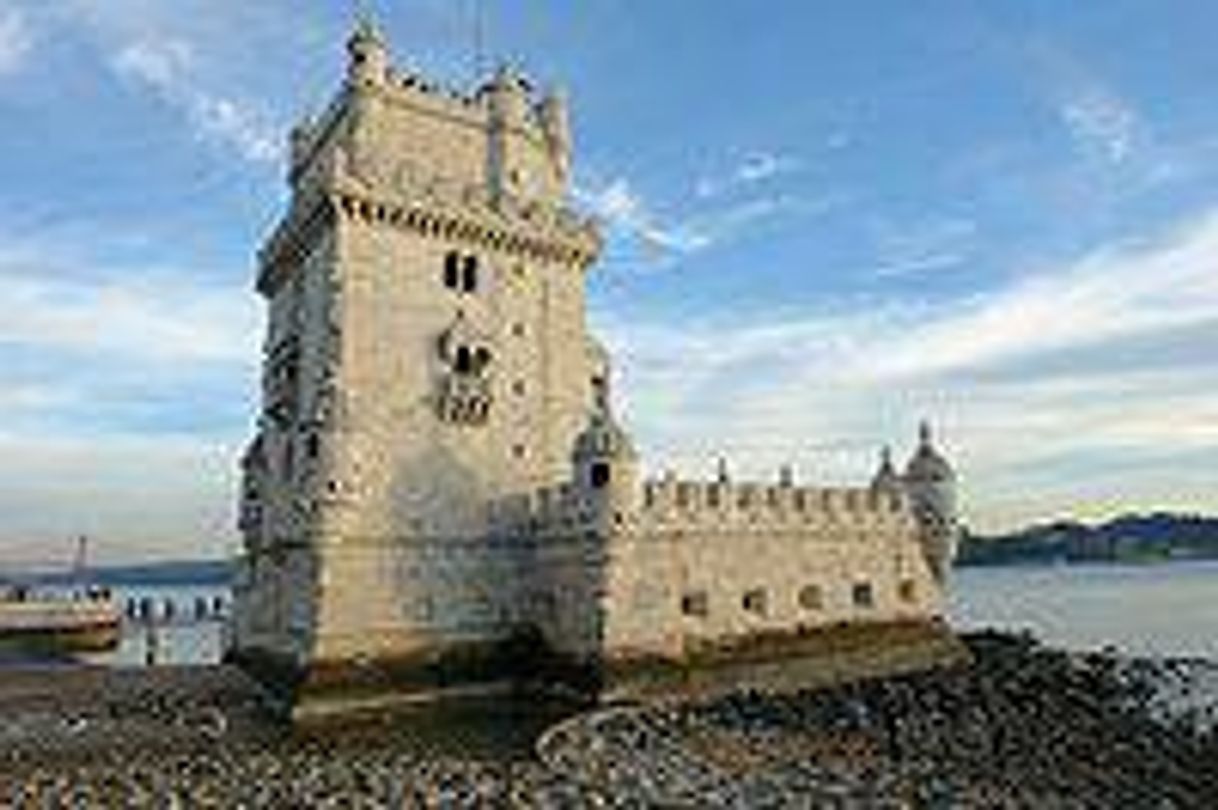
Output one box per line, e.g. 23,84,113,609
230,20,602,698
231,19,966,713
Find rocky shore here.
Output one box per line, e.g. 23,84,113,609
2,631,1216,807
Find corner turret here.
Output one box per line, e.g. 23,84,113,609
903,421,959,581
571,401,638,523
347,16,388,87
538,88,572,184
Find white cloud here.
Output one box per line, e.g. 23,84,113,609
695,151,803,199
1028,38,1145,167
577,174,834,269
594,208,1218,529
113,38,280,164
870,217,976,279
0,273,259,363
576,177,710,255
867,212,1218,381
0,431,240,569
1059,85,1140,165
0,7,32,76
0,242,257,566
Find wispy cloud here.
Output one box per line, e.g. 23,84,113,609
0,430,241,568
1028,39,1146,167
595,208,1218,528
112,38,280,165
575,177,710,256
0,7,32,77
577,173,836,270
870,217,976,279
0,272,257,364
695,151,803,199
0,236,257,563
1058,83,1140,165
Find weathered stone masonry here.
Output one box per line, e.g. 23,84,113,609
229,21,961,708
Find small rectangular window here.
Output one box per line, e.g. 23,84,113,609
443,252,460,289
852,582,874,609
681,591,708,618
462,255,478,292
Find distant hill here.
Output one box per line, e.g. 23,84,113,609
20,558,233,586
958,512,1218,567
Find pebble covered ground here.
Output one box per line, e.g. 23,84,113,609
2,631,1216,807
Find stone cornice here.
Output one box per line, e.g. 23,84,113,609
330,183,602,270
258,180,602,297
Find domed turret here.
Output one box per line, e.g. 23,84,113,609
903,421,959,582
571,402,638,520
905,421,955,484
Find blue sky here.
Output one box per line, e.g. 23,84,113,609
0,1,1215,566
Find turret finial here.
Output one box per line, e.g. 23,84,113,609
353,0,379,34
716,457,730,484
778,464,794,487
347,3,388,87
918,420,933,447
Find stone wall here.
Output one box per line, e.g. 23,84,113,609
489,474,944,669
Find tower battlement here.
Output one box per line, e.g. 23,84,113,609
284,21,572,224
488,477,915,540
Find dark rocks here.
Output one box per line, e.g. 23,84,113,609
2,632,1216,807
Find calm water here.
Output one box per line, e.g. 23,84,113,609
11,561,1218,667
951,559,1218,660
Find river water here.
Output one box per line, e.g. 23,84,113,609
19,560,1218,667
950,559,1218,660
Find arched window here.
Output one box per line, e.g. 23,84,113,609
462,255,478,293
443,252,460,289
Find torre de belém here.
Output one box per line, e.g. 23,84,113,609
229,20,963,717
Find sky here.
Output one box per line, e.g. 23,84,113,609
0,1,1215,567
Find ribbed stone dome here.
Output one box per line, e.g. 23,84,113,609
904,422,954,482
